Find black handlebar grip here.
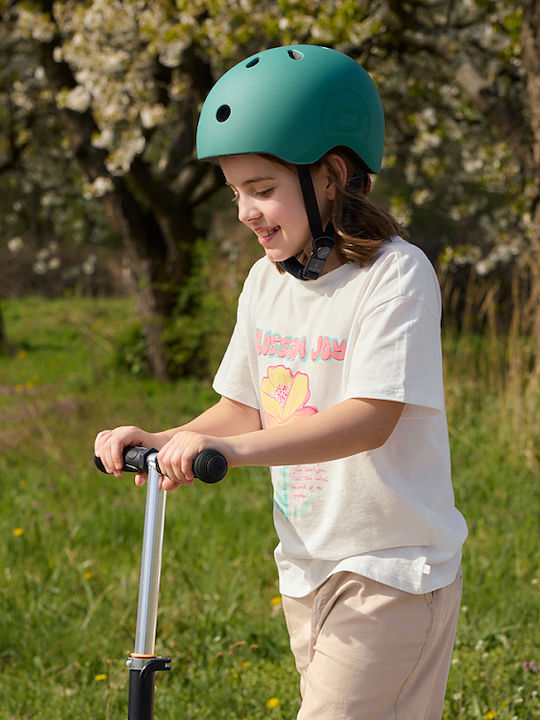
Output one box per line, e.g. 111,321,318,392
94,446,227,484
192,448,228,484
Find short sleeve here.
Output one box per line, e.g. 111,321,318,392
212,278,260,409
344,295,445,416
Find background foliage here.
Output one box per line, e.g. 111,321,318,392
0,297,538,719
1,0,539,378
1,3,539,717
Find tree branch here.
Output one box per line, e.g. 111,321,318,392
389,16,534,169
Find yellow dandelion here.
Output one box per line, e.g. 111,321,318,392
17,349,27,359
95,673,107,682
13,528,24,537
83,571,92,580
266,697,280,709
270,596,282,606
15,384,23,393
484,712,498,719
25,380,35,389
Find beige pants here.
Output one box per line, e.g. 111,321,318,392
282,569,462,720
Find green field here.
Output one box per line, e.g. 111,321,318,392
0,297,539,719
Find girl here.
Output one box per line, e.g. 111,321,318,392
95,45,467,719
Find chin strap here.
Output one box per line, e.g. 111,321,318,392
279,165,335,281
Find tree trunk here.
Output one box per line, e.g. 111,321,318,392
521,0,540,378
98,176,200,380
32,10,213,379
0,305,6,353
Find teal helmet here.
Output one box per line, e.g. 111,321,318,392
196,45,384,173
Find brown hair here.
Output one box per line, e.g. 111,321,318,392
266,148,405,273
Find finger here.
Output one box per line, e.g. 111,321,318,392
162,475,192,491
180,451,195,482
94,430,111,459
157,448,181,486
94,429,111,449
134,473,148,487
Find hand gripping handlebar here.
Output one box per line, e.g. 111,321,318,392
94,445,228,484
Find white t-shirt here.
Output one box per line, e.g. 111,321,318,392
213,237,467,596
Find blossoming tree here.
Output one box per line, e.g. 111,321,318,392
3,0,539,377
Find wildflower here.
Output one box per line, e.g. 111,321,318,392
17,349,27,359
523,661,540,672
83,571,92,580
485,712,498,719
13,528,24,537
270,596,282,606
266,697,280,708
95,673,107,682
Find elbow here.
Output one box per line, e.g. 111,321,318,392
360,401,404,451
368,427,394,451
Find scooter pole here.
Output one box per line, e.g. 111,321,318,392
127,451,169,720
94,446,227,719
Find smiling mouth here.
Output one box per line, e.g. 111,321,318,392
256,226,280,243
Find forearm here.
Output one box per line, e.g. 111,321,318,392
226,398,404,468
95,396,261,477
155,396,262,444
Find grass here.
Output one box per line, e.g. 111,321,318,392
0,296,539,719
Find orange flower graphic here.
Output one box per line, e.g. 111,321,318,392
260,366,317,428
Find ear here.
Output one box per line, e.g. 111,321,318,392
323,153,348,201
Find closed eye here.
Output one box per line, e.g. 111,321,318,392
230,187,274,203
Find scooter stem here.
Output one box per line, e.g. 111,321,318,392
127,453,171,720
134,453,166,656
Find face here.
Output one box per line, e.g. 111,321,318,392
220,154,338,268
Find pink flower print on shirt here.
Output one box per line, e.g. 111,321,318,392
260,365,317,428
260,365,326,519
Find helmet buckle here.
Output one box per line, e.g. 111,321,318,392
302,236,335,280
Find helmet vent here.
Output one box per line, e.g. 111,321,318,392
287,49,304,60
246,57,260,68
216,104,231,122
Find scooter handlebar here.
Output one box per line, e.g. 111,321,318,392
94,445,227,484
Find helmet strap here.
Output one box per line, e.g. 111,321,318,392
278,165,335,281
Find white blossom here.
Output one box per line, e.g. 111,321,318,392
58,85,92,113
83,176,114,199
412,189,431,206
140,104,166,129
91,128,114,149
8,237,24,253
33,260,48,275
82,254,97,274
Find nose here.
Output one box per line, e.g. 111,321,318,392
237,194,262,225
